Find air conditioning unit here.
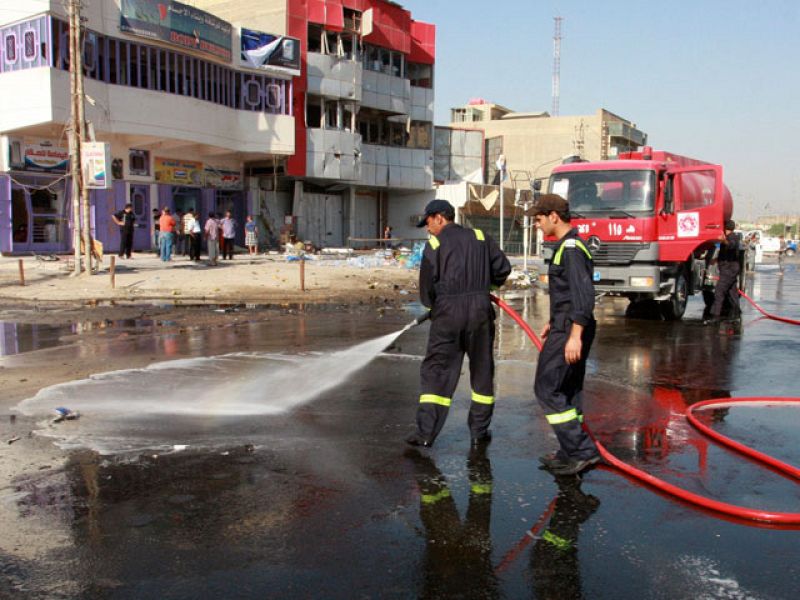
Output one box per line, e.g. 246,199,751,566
9,139,24,168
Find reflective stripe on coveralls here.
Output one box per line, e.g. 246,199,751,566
553,238,592,266
545,407,579,425
428,228,485,250
421,489,452,504
541,530,574,552
470,483,493,495
420,393,452,407
471,391,495,405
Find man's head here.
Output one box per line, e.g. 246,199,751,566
532,194,570,236
225,211,232,218
724,219,735,233
124,203,133,212
416,199,455,236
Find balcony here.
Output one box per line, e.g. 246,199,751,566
306,129,362,181
361,70,411,115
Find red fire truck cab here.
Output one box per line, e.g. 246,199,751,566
543,147,733,320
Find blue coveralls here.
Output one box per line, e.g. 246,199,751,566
414,223,511,444
535,228,598,460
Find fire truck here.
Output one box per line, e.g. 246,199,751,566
540,147,733,320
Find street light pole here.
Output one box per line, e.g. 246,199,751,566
497,154,506,251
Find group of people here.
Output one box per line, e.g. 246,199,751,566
406,195,601,477
114,204,260,264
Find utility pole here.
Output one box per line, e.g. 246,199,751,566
75,2,93,274
68,0,84,275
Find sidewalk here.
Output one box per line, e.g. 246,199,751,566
0,251,420,305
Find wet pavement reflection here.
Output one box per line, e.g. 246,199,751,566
2,265,799,598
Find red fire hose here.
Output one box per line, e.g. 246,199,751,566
738,289,800,326
489,294,800,525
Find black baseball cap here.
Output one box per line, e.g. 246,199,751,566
416,199,456,227
531,194,569,215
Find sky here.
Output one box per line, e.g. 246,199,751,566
401,0,800,219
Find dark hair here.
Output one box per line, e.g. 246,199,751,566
208,212,215,218
124,203,132,209
556,210,571,223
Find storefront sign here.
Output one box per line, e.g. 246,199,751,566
155,157,203,186
22,141,69,172
120,0,232,62
240,28,301,75
204,167,242,190
81,142,112,189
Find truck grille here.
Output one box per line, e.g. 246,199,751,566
544,242,648,265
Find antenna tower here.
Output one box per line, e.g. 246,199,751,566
552,16,563,116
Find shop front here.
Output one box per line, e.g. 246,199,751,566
154,159,246,247
0,141,73,255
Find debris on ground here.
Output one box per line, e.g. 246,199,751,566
7,436,20,444
52,407,80,423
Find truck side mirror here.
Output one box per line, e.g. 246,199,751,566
532,178,542,200
660,176,674,215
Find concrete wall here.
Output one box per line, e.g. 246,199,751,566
387,189,435,242
306,129,361,181
193,0,288,36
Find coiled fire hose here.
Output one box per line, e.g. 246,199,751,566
489,294,800,525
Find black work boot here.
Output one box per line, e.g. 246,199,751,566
538,451,570,471
550,453,602,476
405,432,433,448
470,430,492,449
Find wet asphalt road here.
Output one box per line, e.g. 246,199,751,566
2,264,799,599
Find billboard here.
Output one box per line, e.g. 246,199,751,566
22,141,69,172
240,28,300,76
120,0,232,62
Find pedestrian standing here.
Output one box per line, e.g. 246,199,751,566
158,207,176,262
174,210,185,256
532,194,601,476
152,208,161,255
383,225,394,250
204,212,219,266
778,235,787,275
705,220,742,323
181,210,195,257
245,215,259,255
221,210,236,260
112,203,136,259
405,200,511,449
188,210,202,261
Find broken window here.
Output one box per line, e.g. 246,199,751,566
307,95,323,128
308,24,323,53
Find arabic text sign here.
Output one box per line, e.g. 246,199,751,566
120,0,232,62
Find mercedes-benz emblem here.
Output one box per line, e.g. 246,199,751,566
587,236,602,253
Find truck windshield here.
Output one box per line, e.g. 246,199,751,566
549,170,655,217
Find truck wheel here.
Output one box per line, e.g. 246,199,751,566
661,272,688,320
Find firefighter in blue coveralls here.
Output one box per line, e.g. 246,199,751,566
533,194,601,475
406,200,512,448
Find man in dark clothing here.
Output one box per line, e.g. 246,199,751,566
533,194,600,476
706,220,741,324
112,203,136,258
406,199,511,449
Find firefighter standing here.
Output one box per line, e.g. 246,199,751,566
406,200,511,448
705,219,741,324
533,195,601,475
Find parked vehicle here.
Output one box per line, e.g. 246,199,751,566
538,147,733,320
